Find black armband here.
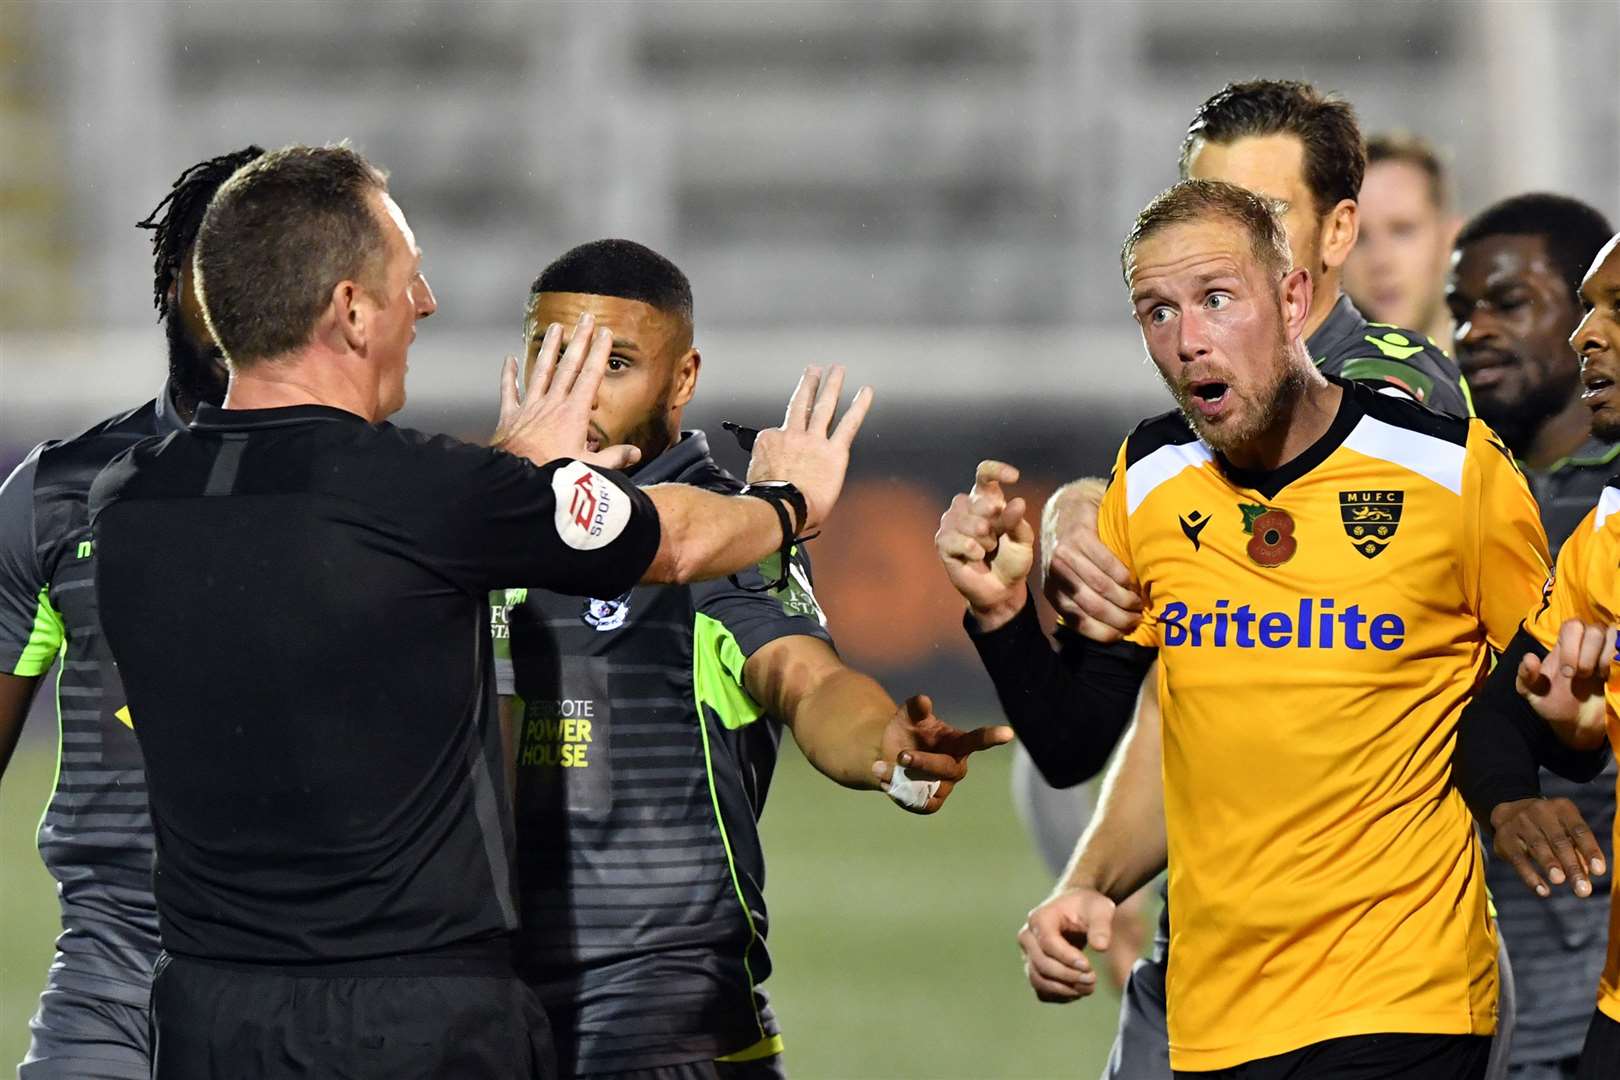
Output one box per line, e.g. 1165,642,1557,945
966,591,1155,787
1455,626,1611,826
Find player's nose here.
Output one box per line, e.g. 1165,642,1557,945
1571,308,1609,359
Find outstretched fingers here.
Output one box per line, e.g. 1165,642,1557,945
830,385,874,449
547,313,597,400
783,366,822,430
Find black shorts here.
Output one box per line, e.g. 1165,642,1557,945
582,1054,786,1080
150,951,555,1079
1578,1009,1620,1080
1172,1032,1490,1079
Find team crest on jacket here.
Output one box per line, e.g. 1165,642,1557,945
581,592,631,631
1340,490,1403,559
1238,503,1297,567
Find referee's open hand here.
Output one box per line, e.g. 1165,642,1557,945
745,364,874,532
491,312,642,471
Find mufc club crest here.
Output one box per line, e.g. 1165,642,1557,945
1340,490,1403,559
581,592,631,631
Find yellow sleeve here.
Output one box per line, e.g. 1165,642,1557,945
1096,439,1158,648
1526,503,1615,650
1461,422,1551,653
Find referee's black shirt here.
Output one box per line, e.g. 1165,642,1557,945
88,403,661,970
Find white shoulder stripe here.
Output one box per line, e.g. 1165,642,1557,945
1125,440,1214,514
1594,485,1620,531
1341,414,1465,495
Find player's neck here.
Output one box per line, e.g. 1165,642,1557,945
1225,367,1343,474
1301,276,1342,342
222,350,381,421
1520,394,1597,471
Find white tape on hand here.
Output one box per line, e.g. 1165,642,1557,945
885,764,941,811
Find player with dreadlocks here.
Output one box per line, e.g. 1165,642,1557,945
0,144,262,1078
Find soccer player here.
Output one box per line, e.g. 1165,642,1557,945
1012,79,1476,1080
1344,133,1460,352
1447,195,1618,1080
89,145,871,1080
496,239,1011,1079
942,179,1549,1078
0,145,263,1080
1455,231,1620,1080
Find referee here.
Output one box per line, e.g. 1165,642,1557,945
88,145,869,1080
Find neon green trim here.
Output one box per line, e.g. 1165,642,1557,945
1458,373,1476,417
693,613,765,731
37,639,66,848
716,1033,785,1063
1543,441,1620,474
13,586,65,676
1362,330,1425,361
692,617,769,1045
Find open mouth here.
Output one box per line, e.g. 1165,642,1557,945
1188,380,1230,416
1582,370,1615,401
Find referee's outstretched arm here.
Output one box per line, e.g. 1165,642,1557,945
497,321,872,587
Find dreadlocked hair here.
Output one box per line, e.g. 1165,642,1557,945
137,145,266,320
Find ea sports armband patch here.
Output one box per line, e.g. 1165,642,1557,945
552,462,631,550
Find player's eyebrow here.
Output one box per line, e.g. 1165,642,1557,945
610,336,642,354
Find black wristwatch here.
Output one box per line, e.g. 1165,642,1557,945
733,481,809,592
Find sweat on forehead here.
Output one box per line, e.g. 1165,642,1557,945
1121,179,1293,287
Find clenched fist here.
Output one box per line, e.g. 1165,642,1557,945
935,460,1034,631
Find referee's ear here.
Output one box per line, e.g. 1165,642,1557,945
332,280,368,353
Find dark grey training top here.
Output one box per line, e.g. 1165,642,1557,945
0,386,187,1007
495,431,833,1074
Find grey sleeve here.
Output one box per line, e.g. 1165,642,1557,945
0,446,59,676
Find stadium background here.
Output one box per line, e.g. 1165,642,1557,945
0,1,1617,1075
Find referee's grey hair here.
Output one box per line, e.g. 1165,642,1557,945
1120,179,1294,288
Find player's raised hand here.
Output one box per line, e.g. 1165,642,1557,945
1017,887,1114,1004
1515,618,1616,751
1488,796,1607,899
491,313,641,472
870,694,1012,814
936,460,1035,629
1041,477,1143,643
745,365,874,533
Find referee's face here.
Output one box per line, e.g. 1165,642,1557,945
367,193,437,417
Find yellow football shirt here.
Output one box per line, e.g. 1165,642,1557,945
1097,379,1550,1070
1525,478,1620,1026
